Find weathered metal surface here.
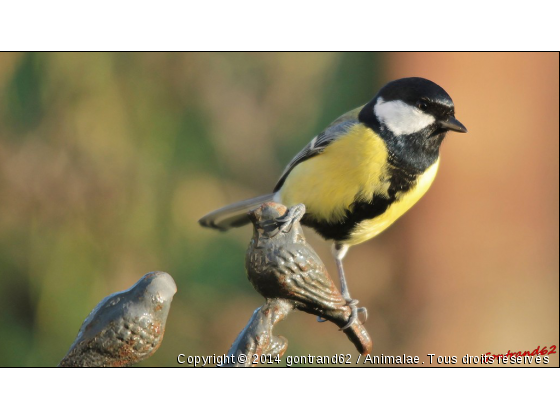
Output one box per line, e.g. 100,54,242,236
224,299,291,367
59,271,177,367
225,202,372,366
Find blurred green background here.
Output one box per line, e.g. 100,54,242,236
0,52,558,366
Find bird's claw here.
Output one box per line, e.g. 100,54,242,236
271,204,306,236
340,299,367,330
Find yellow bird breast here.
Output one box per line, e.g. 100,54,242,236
279,124,391,223
278,123,440,246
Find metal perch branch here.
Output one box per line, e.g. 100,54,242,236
223,202,372,366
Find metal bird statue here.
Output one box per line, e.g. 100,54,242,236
242,202,372,357
59,271,177,367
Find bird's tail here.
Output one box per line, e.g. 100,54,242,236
198,193,276,231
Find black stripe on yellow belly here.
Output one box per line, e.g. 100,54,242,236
301,159,440,244
301,195,395,242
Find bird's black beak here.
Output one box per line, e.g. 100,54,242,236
439,116,468,133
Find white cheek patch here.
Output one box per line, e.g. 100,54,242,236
374,98,435,136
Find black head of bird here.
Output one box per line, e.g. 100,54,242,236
359,77,467,169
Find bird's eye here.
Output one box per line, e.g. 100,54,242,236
416,100,429,111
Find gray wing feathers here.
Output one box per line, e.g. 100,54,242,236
273,120,357,192
198,193,275,231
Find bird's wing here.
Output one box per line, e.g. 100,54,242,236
273,245,346,309
273,106,363,192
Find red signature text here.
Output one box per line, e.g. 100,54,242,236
484,345,556,364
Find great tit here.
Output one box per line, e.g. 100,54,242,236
199,77,467,327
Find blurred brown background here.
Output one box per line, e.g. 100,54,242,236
0,52,557,366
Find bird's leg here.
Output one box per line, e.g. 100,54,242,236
333,243,351,298
332,243,367,329
273,203,306,235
